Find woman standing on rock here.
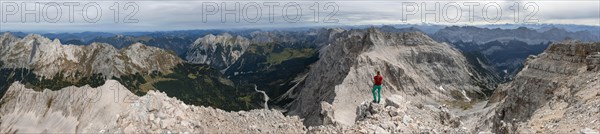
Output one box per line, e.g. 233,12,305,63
372,71,384,103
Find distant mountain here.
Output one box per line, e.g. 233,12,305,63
23,30,229,57
479,24,600,34
42,32,116,43
452,40,550,80
0,32,181,78
433,26,599,44
186,33,250,70
378,25,425,33
432,26,598,81
338,24,446,34
87,35,195,57
383,24,447,34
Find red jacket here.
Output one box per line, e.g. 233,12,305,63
374,75,383,86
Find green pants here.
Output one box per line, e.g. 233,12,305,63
372,85,382,103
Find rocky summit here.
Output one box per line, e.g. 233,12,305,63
309,95,464,133
281,28,494,126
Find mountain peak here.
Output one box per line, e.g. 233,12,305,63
186,33,250,69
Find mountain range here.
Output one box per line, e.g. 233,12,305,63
0,32,264,111
0,25,599,133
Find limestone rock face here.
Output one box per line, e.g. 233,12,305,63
283,28,490,126
185,33,250,70
487,41,600,133
0,80,306,133
0,32,182,78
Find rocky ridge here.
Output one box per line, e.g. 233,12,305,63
0,80,305,133
482,41,600,133
282,28,493,126
0,32,182,78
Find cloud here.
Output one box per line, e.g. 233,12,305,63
0,0,598,32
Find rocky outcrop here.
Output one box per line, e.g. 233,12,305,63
308,95,464,133
185,33,250,70
586,52,600,71
283,28,490,126
0,32,182,78
0,80,306,133
486,41,600,133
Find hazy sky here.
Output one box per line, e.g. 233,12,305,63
1,0,598,32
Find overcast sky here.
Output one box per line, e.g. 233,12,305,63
1,0,598,32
